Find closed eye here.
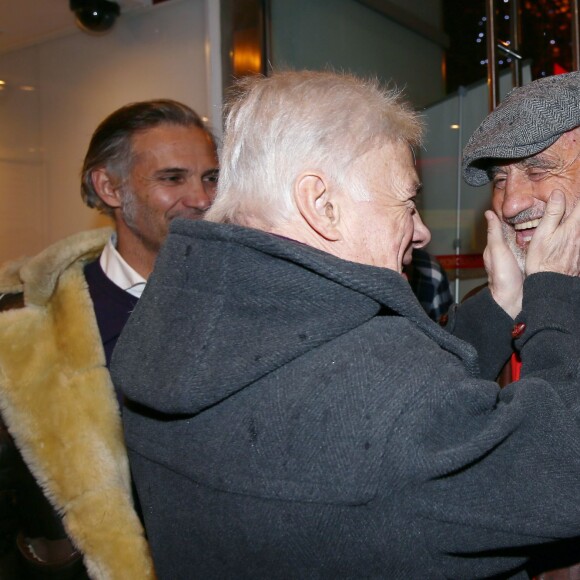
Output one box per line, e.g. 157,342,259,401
492,175,507,190
155,169,188,184
163,175,186,183
202,169,219,184
527,169,548,181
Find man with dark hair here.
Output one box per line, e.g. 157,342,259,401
0,99,218,579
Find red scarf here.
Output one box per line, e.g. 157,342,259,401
511,352,522,381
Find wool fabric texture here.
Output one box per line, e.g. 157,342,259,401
113,219,580,579
462,71,580,186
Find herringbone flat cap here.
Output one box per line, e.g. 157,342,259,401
462,71,580,186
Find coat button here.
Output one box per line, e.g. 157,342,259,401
439,313,449,327
511,322,526,338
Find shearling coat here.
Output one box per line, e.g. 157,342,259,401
113,219,580,579
0,229,155,580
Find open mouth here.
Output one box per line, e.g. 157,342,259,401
514,217,541,246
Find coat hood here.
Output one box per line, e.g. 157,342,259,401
113,220,473,415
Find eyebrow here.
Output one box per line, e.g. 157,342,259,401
410,181,422,196
154,167,189,176
201,168,219,177
517,155,557,170
489,154,556,177
151,166,219,180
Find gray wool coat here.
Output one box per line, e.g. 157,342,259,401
112,219,580,579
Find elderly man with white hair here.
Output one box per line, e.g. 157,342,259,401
112,71,580,579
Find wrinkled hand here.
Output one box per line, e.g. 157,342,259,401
526,190,580,276
484,209,523,318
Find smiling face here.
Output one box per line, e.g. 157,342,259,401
112,123,218,275
336,141,431,272
491,126,580,271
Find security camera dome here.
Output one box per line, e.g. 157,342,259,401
69,0,121,33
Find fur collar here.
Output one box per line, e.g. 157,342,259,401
0,228,113,305
0,229,155,579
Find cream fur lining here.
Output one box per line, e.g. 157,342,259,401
0,230,155,580
0,228,113,305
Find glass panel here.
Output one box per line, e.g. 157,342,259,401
269,0,446,109
418,63,532,301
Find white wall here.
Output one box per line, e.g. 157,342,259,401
0,0,213,262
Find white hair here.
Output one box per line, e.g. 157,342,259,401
206,70,424,226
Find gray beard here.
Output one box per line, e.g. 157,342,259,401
501,221,526,274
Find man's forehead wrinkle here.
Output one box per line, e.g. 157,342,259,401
552,130,580,168
390,174,421,201
570,148,580,166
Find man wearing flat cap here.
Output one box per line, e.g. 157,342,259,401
464,71,580,275
463,70,580,579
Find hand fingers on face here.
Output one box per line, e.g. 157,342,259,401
484,209,524,317
526,190,580,276
534,190,565,237
485,210,513,262
483,212,496,273
485,210,502,244
484,211,506,274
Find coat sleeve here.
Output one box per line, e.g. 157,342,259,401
443,285,515,381
406,273,580,577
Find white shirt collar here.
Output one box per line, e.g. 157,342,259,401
99,234,147,298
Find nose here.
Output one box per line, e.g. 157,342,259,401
412,211,431,248
496,171,538,220
182,178,213,210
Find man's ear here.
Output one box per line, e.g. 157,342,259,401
91,169,122,210
294,173,341,241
